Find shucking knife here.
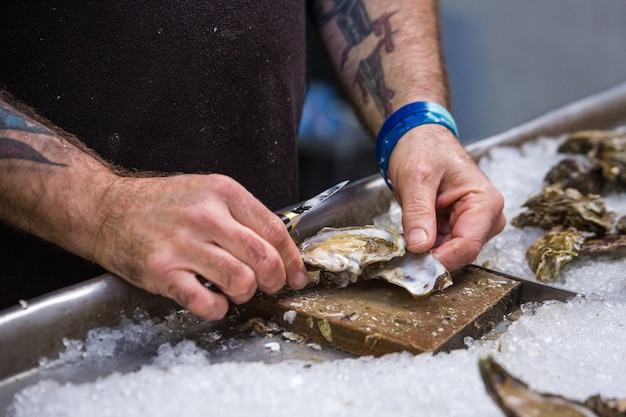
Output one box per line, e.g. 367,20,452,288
278,180,349,232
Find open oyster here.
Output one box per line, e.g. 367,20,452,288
479,355,625,417
299,225,452,298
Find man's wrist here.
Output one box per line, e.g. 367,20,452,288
376,101,458,189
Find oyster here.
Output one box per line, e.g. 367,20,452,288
581,214,626,254
558,130,626,155
479,355,625,417
544,158,604,195
616,214,626,233
557,130,626,192
582,234,626,254
299,225,451,297
526,227,585,282
511,185,615,234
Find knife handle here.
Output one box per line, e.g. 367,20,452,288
277,210,300,231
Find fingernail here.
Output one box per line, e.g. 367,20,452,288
293,270,309,289
407,228,428,248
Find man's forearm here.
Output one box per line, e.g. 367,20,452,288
0,92,117,261
312,0,449,133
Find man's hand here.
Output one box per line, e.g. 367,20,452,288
387,124,506,272
94,174,309,322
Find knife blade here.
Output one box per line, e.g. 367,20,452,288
465,265,579,303
278,180,349,232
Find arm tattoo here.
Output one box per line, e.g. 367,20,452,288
316,0,397,117
0,137,67,166
0,106,67,166
0,106,52,135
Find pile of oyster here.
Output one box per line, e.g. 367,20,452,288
298,225,452,298
513,130,626,282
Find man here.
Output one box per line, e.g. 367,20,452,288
0,0,505,319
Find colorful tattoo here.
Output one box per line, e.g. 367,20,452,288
0,106,51,135
0,106,66,166
0,137,66,166
316,0,397,117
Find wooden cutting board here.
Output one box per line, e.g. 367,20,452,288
240,265,521,357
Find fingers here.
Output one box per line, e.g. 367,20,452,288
98,174,308,323
199,219,304,298
206,175,308,291
163,271,230,322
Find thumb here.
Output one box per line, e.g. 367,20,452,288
397,183,439,253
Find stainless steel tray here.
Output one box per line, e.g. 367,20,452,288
2,81,626,411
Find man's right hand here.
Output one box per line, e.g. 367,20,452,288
93,173,310,321
0,94,308,322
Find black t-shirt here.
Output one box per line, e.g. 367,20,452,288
0,1,307,308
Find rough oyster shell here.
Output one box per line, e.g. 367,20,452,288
299,225,452,297
526,227,585,282
479,355,624,417
557,130,626,193
511,185,615,234
544,158,604,195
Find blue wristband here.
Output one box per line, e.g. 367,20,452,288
376,101,459,189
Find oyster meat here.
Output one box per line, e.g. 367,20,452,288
299,225,451,297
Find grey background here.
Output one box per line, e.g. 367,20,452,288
443,1,626,142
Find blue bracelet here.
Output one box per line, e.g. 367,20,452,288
376,101,459,189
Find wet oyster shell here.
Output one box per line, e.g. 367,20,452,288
299,225,451,297
526,227,586,282
300,226,405,287
364,251,452,297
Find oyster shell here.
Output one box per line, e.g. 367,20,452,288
582,234,626,254
299,225,451,297
557,130,626,192
558,130,626,155
544,158,604,195
364,251,452,297
526,227,585,282
511,185,615,234
479,355,625,417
